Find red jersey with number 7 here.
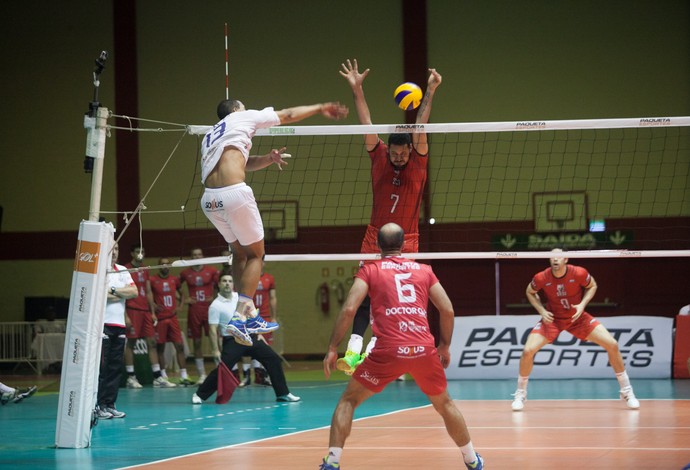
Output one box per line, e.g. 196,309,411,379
369,140,427,234
356,256,438,349
530,265,591,320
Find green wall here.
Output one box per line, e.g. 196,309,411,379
1,1,688,355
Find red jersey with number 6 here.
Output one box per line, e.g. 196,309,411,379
369,140,427,234
356,256,438,349
530,265,591,320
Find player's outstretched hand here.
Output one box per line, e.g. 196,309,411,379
339,58,370,89
427,68,442,91
270,147,291,170
321,102,349,120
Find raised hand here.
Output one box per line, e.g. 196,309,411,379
427,68,442,91
339,58,370,89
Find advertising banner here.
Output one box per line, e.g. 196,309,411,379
447,315,673,379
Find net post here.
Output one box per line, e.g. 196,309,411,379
87,106,109,222
55,221,114,448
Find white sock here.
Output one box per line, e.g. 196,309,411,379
460,441,478,464
126,365,135,374
195,358,205,375
152,364,161,372
616,370,631,389
364,336,377,355
517,375,529,391
161,370,168,378
346,334,363,355
232,364,239,371
236,295,255,319
180,368,188,380
243,363,250,372
251,359,261,368
326,447,342,464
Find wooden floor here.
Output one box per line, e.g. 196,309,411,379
1,373,689,469
133,399,690,470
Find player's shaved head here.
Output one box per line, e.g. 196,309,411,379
377,223,404,254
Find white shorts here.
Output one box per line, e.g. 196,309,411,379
201,183,264,245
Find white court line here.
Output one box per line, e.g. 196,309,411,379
118,404,431,469
203,445,690,452
128,403,286,431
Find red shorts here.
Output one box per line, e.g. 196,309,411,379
360,224,418,257
155,317,183,344
531,312,601,342
126,308,155,339
187,306,210,339
353,345,446,396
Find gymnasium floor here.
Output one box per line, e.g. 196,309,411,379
1,368,689,469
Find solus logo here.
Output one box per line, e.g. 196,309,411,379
204,199,223,210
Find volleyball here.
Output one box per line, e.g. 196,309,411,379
394,82,423,110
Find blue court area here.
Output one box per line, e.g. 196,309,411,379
1,377,688,469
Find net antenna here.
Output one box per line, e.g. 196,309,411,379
224,22,229,100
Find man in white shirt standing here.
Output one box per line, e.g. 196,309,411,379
192,274,299,404
96,242,137,419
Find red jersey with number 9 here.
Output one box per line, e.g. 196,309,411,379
530,265,591,320
356,256,438,349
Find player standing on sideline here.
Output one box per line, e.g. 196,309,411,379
511,248,640,411
336,59,442,374
321,223,483,470
192,274,300,404
96,242,137,419
180,247,219,382
200,98,348,346
218,249,247,384
147,258,190,386
123,244,174,388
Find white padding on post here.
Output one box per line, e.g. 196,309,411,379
55,221,114,448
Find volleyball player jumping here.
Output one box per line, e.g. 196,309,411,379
200,99,348,346
336,59,442,374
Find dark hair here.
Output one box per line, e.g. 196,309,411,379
388,133,412,147
216,99,243,120
130,242,142,252
377,223,405,252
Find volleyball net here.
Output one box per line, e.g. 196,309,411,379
181,116,690,261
